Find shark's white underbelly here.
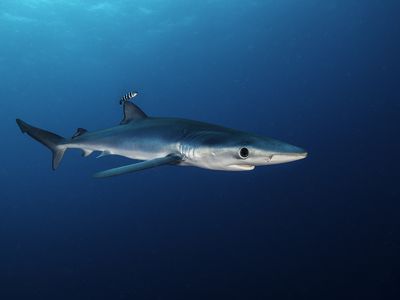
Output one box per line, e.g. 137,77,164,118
68,136,180,161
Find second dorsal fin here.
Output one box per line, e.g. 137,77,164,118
120,102,147,124
72,128,88,139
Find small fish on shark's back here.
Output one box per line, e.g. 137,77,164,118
119,91,138,105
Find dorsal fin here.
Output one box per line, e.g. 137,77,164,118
72,128,88,139
120,102,147,124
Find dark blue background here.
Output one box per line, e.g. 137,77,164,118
0,0,399,299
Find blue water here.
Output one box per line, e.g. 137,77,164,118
1,1,399,299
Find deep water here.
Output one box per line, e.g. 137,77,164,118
0,1,399,299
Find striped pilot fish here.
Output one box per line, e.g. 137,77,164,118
119,91,138,105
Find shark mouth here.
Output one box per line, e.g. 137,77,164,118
228,164,255,171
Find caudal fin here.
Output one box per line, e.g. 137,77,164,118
16,119,67,170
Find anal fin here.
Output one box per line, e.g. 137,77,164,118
82,149,93,157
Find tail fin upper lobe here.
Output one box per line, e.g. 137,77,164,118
16,119,67,170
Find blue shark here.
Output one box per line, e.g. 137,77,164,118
16,100,307,178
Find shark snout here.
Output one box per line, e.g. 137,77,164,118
269,145,308,164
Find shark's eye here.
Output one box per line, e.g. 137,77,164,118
239,147,249,159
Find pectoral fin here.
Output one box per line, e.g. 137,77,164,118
93,154,181,178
